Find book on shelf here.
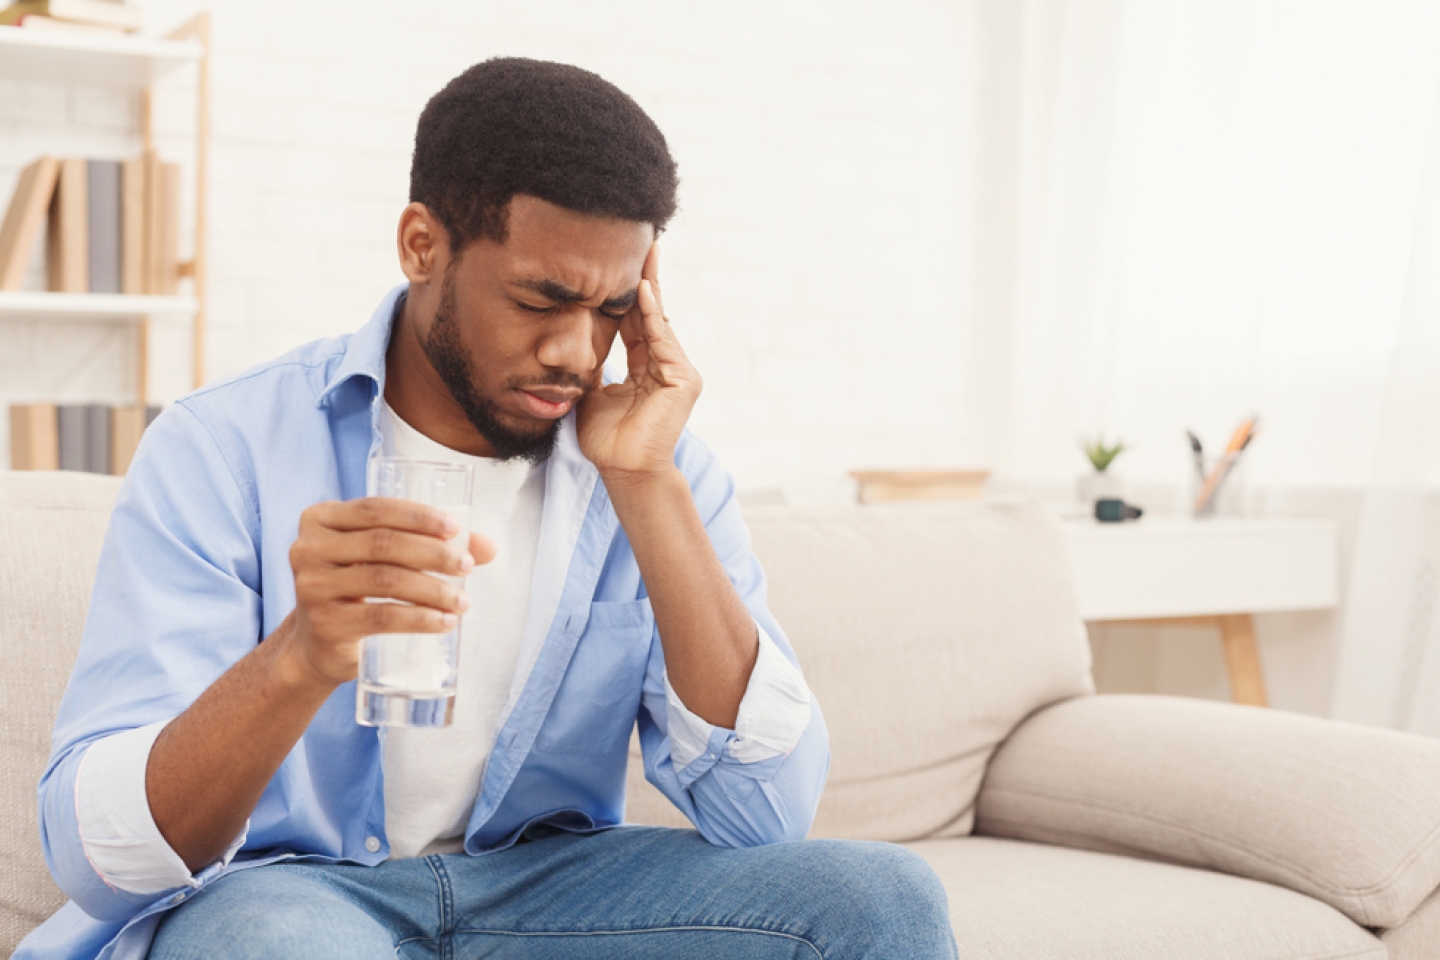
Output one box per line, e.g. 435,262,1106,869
109,403,154,474
8,402,57,470
0,151,180,295
8,14,127,35
0,0,143,32
9,402,160,474
120,156,144,293
848,469,990,504
87,159,121,294
47,157,86,293
55,403,86,470
0,156,58,290
144,153,180,295
84,403,110,473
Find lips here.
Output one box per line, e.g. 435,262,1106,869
514,388,581,420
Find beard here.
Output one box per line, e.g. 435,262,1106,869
421,273,586,464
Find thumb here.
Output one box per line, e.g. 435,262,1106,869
469,532,498,566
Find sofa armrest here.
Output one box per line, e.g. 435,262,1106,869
974,694,1440,930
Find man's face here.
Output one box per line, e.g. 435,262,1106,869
422,196,654,462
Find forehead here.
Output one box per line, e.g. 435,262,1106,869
481,195,653,293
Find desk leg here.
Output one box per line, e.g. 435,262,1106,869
1218,613,1268,707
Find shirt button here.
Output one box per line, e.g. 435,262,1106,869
169,893,184,905
365,836,381,853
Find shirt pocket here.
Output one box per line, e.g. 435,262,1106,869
533,598,655,756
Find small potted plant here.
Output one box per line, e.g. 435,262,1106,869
1077,435,1125,506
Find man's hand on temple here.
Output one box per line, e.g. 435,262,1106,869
577,243,701,482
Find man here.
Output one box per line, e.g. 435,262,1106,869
20,58,957,960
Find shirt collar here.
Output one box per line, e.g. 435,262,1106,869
316,283,407,408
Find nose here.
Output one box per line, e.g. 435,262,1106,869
535,304,601,375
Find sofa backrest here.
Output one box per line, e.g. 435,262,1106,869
625,499,1096,841
0,470,122,955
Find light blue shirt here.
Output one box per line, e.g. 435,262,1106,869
21,286,830,960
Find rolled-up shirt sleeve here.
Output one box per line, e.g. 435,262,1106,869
38,402,265,920
635,431,831,848
75,719,247,896
664,622,812,778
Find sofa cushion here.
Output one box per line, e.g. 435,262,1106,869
908,836,1385,960
1384,886,1440,960
0,471,122,956
628,499,1094,841
976,694,1440,929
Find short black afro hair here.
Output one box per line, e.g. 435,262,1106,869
410,57,679,251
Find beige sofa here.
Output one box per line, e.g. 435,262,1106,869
5,470,1440,958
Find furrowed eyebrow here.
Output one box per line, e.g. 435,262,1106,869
515,278,582,303
599,289,639,312
513,278,637,313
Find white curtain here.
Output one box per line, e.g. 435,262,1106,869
1331,88,1440,733
975,0,1440,723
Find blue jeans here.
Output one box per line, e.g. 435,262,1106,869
147,826,957,959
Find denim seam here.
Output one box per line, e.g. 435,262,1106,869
450,924,824,958
424,855,456,960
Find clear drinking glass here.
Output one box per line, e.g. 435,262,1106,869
356,457,473,728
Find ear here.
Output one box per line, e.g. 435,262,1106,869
397,203,449,285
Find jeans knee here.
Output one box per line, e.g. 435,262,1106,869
857,843,948,917
786,840,953,957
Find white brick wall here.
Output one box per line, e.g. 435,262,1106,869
0,0,984,501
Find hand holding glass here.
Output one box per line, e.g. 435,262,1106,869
357,457,473,727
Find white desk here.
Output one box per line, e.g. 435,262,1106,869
1063,518,1339,706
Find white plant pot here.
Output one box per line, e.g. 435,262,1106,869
1077,471,1124,507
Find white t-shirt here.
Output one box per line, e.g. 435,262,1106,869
378,400,545,859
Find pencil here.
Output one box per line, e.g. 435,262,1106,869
1193,416,1258,514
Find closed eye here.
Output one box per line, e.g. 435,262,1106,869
516,299,626,322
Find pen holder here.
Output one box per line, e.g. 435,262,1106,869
1192,453,1247,518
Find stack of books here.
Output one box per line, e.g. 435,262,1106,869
849,469,990,504
0,153,181,294
0,0,143,34
10,403,160,474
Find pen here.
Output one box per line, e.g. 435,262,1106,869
1186,430,1205,485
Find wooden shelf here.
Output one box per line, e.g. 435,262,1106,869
0,27,202,88
0,12,210,406
0,291,198,322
